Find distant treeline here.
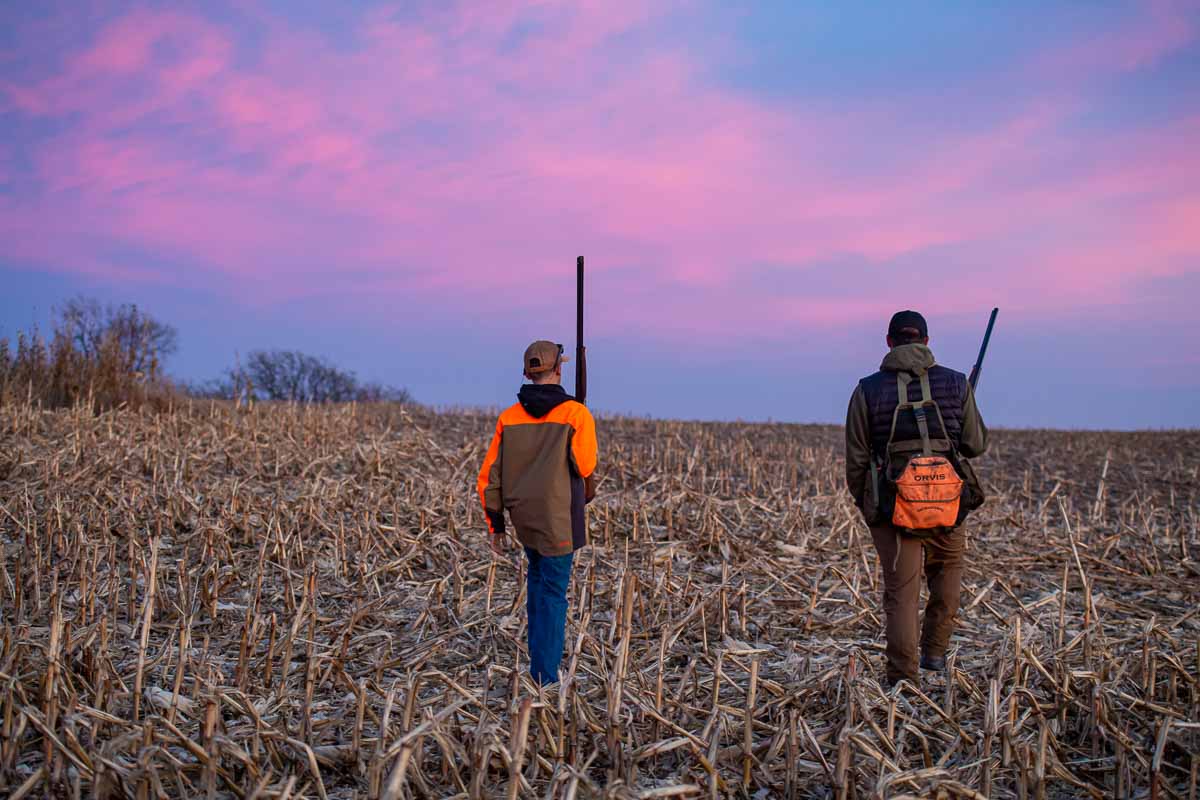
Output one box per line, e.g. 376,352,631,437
188,350,413,406
1,297,413,410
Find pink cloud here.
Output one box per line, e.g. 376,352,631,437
1034,0,1196,76
1,1,1198,344
74,12,173,74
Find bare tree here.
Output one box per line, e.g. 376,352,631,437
354,381,414,404
55,297,178,377
225,350,410,404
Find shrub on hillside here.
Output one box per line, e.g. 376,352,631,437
197,349,413,405
0,298,178,410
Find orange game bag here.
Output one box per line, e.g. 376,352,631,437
892,455,963,530
881,372,967,535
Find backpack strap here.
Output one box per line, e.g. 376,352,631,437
921,372,958,458
883,376,908,459
884,374,913,478
912,373,934,457
887,372,935,459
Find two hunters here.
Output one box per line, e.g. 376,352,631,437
478,296,990,690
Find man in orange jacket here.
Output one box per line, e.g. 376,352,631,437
477,340,598,686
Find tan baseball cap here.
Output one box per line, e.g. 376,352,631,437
524,340,569,375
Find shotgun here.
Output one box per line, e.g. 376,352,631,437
575,256,587,405
967,307,998,390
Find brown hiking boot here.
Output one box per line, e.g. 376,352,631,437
920,654,946,671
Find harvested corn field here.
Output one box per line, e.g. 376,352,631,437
0,400,1197,799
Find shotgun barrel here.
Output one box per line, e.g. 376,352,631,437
575,256,587,405
968,307,998,390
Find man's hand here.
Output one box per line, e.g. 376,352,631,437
490,531,512,558
485,509,508,556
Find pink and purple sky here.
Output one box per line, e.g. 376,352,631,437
2,1,1198,427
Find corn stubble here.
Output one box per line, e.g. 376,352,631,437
0,400,1197,798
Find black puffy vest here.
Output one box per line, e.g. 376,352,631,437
859,365,967,458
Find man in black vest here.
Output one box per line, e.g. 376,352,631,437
845,310,988,686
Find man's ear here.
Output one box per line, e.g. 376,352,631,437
886,336,895,348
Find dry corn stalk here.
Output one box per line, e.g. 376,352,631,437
0,399,1195,797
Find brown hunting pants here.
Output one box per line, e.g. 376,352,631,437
869,523,967,684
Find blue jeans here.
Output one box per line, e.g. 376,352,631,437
524,547,574,685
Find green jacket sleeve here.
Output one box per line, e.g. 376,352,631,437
844,384,872,506
958,382,988,458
